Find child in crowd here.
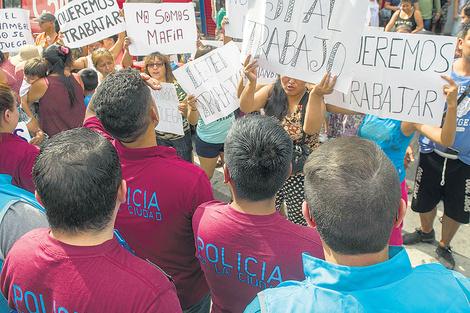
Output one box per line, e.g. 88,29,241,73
19,57,48,121
78,68,98,107
18,57,48,145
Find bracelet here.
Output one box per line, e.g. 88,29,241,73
191,108,198,111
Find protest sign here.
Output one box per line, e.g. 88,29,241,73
13,122,31,142
241,0,370,93
150,83,184,136
324,31,456,126
123,3,197,56
225,0,250,39
56,0,126,49
243,67,278,85
174,41,242,125
0,9,35,52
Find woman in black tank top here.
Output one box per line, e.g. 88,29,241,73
385,0,424,33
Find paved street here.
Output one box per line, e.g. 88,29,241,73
194,134,470,278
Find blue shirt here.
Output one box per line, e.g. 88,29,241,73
419,66,470,165
84,94,92,108
245,246,470,313
196,112,235,144
358,115,413,182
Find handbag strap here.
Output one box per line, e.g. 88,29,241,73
299,91,310,145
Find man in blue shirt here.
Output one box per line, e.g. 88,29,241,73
245,137,470,312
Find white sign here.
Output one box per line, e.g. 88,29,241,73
13,122,31,142
174,41,242,125
241,0,369,93
0,9,35,52
225,0,250,39
150,83,184,136
325,31,456,126
243,67,278,85
56,0,126,49
123,3,197,56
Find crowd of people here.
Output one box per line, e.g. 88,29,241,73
0,0,470,312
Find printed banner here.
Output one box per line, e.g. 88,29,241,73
174,41,242,125
225,0,250,39
123,3,197,56
56,0,126,49
0,9,35,52
324,31,456,126
150,83,184,136
13,122,31,142
241,0,370,93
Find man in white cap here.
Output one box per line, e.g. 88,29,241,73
33,12,58,49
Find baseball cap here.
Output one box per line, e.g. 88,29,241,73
33,12,56,23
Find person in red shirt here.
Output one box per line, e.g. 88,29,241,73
1,127,182,312
86,68,214,312
0,83,38,193
193,115,324,313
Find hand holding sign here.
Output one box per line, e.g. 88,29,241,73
242,54,259,84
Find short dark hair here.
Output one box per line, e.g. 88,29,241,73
33,127,122,233
224,115,292,201
460,21,470,39
464,1,470,18
78,68,98,92
93,68,153,142
24,57,48,78
304,137,401,255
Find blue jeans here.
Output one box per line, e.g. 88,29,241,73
423,19,432,31
182,291,211,313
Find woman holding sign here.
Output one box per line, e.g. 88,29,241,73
142,51,194,163
239,55,336,226
326,75,458,246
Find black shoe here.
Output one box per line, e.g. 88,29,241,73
436,245,455,270
403,227,435,245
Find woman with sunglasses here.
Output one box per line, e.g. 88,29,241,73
141,51,194,163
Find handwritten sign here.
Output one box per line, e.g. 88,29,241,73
241,0,369,93
243,67,278,85
150,83,184,136
0,9,34,52
325,31,456,126
13,122,31,142
174,41,242,125
225,0,250,39
56,0,126,49
123,3,197,56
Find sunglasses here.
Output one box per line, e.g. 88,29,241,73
147,62,164,68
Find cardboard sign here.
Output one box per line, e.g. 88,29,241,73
241,0,370,93
123,3,197,56
150,83,184,136
56,0,126,49
174,41,242,125
325,31,457,126
225,0,250,39
0,9,35,52
13,122,31,142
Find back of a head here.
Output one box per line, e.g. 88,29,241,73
33,128,122,233
78,68,98,92
304,137,401,255
224,115,292,202
24,57,48,78
93,68,153,142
